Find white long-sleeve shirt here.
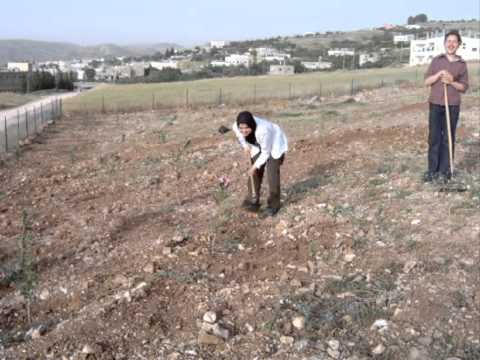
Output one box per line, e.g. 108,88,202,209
233,116,288,169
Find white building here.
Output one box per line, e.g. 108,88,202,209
255,47,291,62
409,35,480,66
210,41,228,49
7,62,32,72
359,53,381,66
225,54,251,67
405,24,422,30
394,34,415,44
211,60,228,67
327,48,355,57
301,61,332,70
150,61,178,70
269,65,294,75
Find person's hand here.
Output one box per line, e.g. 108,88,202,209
441,72,454,84
248,166,257,177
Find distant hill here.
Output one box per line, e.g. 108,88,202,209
0,39,181,64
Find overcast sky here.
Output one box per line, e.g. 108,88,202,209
1,0,478,46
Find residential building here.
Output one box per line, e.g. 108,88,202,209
225,54,251,67
409,34,480,65
256,47,291,62
7,62,32,72
150,61,179,71
301,61,332,70
269,65,294,75
327,48,355,57
394,34,415,44
211,60,228,67
210,41,228,49
359,53,381,66
405,24,422,30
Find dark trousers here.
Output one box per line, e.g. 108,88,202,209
247,154,284,210
428,103,460,176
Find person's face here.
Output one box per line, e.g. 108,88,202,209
239,123,253,138
444,35,460,55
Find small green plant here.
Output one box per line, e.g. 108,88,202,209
171,139,191,206
209,175,235,255
69,145,77,164
17,210,38,325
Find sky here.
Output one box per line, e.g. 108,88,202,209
1,0,478,46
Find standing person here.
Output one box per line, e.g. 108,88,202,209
423,30,469,183
233,111,288,216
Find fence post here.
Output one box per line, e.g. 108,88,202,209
102,96,106,114
152,93,155,110
40,103,44,127
4,116,8,152
60,98,63,119
415,67,418,86
185,88,189,107
319,82,322,98
289,83,292,99
218,88,223,105
253,84,257,104
17,110,20,146
25,110,29,137
51,101,55,125
34,107,38,134
350,79,354,96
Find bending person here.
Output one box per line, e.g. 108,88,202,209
233,111,288,216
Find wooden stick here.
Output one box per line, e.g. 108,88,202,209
443,84,454,175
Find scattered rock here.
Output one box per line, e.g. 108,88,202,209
280,336,295,346
344,253,356,263
372,344,386,355
292,316,306,330
212,323,230,339
143,262,156,274
290,279,302,287
198,331,223,345
403,260,417,274
370,319,389,333
25,325,47,340
112,274,130,287
39,289,50,301
81,344,95,354
408,347,431,360
203,311,218,324
328,340,340,351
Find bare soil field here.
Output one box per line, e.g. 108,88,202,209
0,84,479,359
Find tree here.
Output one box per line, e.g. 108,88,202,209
407,13,428,24
84,68,96,81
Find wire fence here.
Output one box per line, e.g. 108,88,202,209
65,64,480,113
0,98,63,154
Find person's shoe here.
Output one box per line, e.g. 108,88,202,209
437,173,451,185
423,172,436,183
262,207,279,217
241,199,260,212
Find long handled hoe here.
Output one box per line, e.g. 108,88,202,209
440,83,467,192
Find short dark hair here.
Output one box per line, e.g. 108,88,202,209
444,30,462,44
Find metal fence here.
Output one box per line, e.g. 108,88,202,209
0,98,63,154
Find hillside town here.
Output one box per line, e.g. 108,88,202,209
1,21,479,92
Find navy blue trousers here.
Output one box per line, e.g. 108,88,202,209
428,103,460,176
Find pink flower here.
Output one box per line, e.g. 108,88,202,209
218,176,231,189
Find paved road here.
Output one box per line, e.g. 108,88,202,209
0,91,80,126
0,91,81,152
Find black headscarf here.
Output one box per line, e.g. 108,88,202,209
236,111,258,146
